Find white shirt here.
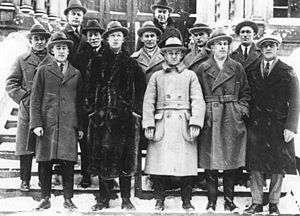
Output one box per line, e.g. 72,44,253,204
241,44,251,56
215,58,226,70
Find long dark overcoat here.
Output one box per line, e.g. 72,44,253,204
246,58,300,175
6,51,48,155
196,57,251,170
30,56,84,162
88,46,146,179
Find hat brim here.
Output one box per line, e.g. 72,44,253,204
257,38,281,48
27,32,51,39
207,35,232,48
161,45,187,53
102,27,129,39
189,27,212,35
47,40,74,51
235,21,258,35
64,6,87,16
151,4,173,12
137,27,162,37
82,27,105,35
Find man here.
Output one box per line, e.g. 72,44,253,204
6,24,50,191
30,32,84,211
88,21,146,211
183,22,212,70
244,34,299,215
62,0,91,188
143,36,205,211
196,29,251,212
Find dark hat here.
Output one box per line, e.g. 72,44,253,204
137,21,162,37
207,29,233,49
64,0,87,16
82,19,105,35
151,0,173,12
235,20,258,35
189,22,212,35
161,37,187,53
257,34,282,48
27,24,51,39
47,32,73,51
102,21,129,39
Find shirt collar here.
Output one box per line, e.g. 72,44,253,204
241,44,251,54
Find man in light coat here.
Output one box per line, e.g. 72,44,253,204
6,24,50,191
196,29,251,212
143,36,205,211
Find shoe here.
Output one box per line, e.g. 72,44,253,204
155,199,165,211
121,198,135,210
35,197,51,210
20,181,30,191
269,203,280,215
91,200,109,211
206,201,216,212
244,203,263,214
110,191,118,200
79,175,91,188
63,198,78,210
224,201,239,212
182,200,195,210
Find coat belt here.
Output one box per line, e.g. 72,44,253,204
205,95,238,103
156,101,190,110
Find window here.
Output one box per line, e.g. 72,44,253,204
274,0,300,17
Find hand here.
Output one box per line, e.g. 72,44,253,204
284,129,295,143
78,131,84,140
33,127,43,137
132,112,141,119
190,125,200,139
145,127,155,140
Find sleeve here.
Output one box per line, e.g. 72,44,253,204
133,61,147,116
237,64,251,117
6,57,28,104
29,67,44,129
189,72,206,128
76,73,85,131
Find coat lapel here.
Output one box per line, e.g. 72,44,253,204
147,48,164,71
47,59,64,80
26,52,41,67
62,63,77,84
211,58,235,91
244,44,260,68
137,50,150,68
188,49,209,68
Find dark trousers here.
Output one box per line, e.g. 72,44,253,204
20,154,34,182
79,133,90,178
39,161,74,199
98,175,131,201
205,169,236,203
151,175,193,202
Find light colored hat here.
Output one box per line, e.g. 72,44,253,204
257,34,282,48
207,29,233,49
102,21,129,39
47,32,73,51
137,21,162,37
64,0,87,16
161,37,187,52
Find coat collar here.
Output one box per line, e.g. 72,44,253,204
162,62,186,73
133,47,164,72
231,43,261,68
147,47,164,71
186,47,210,68
22,51,41,67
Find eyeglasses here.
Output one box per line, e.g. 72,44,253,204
240,30,252,34
261,42,276,48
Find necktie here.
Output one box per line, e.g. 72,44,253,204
60,63,64,73
263,61,270,79
244,46,248,60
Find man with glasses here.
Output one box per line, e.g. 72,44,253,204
244,35,299,215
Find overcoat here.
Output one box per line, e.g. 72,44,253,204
196,57,251,170
6,51,47,155
29,56,84,162
143,62,206,176
246,58,300,175
88,46,146,179
131,46,164,83
183,47,210,71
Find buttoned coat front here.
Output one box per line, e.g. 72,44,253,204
196,57,251,170
30,56,84,162
143,62,206,176
6,51,48,155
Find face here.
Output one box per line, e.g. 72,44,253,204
239,26,255,45
67,9,84,27
192,31,209,47
141,31,158,49
87,30,102,48
261,41,279,60
164,49,183,66
52,43,69,62
211,40,229,60
107,31,124,50
30,35,47,51
154,8,170,24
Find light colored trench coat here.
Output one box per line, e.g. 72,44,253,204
142,62,206,176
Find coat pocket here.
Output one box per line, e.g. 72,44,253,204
153,112,165,142
181,111,194,142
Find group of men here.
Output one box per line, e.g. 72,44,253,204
5,0,299,214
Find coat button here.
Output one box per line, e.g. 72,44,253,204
213,119,217,122
166,94,171,99
178,95,182,99
214,103,219,108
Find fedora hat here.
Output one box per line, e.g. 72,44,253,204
137,21,162,37
102,21,129,39
151,0,173,12
257,34,282,48
64,0,87,16
27,24,51,39
161,37,187,53
82,19,105,35
235,20,258,35
47,32,73,51
189,22,212,35
207,29,232,49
